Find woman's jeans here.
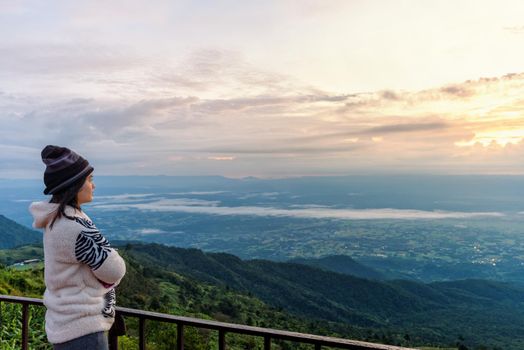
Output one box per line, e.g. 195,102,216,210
53,331,108,350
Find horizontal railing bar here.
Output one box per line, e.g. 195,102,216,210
116,306,410,350
0,295,44,306
0,295,417,350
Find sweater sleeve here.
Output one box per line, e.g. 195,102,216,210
74,219,126,285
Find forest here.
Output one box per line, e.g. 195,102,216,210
0,242,521,350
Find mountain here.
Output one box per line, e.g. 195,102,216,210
123,242,524,349
0,214,41,249
288,255,385,280
1,232,523,348
0,245,401,349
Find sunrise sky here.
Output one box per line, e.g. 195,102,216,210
2,0,524,178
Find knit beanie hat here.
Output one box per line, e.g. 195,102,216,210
41,145,94,195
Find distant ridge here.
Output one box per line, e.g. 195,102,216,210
123,242,524,348
0,214,41,249
2,239,524,348
288,255,385,280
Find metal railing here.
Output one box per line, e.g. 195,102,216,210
0,295,418,350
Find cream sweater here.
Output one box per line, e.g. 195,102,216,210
29,202,126,344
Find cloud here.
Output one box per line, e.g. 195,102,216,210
503,26,524,34
3,50,524,177
0,43,143,76
169,191,228,195
301,121,450,142
380,90,400,100
365,122,448,134
82,96,198,136
136,228,166,235
3,1,524,178
208,156,235,161
0,144,42,178
93,199,504,220
193,143,365,155
439,85,475,98
133,198,221,207
238,192,280,200
94,193,155,201
194,94,352,114
153,49,298,98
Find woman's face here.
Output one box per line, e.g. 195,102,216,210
77,174,95,205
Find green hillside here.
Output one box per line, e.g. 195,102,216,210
0,215,41,249
122,243,524,349
0,246,400,350
0,237,522,349
288,255,385,280
0,244,43,266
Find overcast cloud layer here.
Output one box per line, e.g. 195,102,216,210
2,1,524,177
92,198,504,220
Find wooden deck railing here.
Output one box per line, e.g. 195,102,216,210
0,295,418,350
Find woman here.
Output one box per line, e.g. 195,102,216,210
29,145,126,349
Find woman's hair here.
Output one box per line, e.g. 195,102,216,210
48,175,87,229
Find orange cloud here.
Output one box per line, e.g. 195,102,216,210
208,156,235,161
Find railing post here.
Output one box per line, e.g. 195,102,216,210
315,343,321,350
21,303,29,350
177,323,184,350
264,335,271,350
109,332,119,350
139,317,146,350
218,329,226,350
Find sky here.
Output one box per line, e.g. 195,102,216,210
2,0,524,178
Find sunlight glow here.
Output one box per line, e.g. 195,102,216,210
455,129,524,147
208,156,235,161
